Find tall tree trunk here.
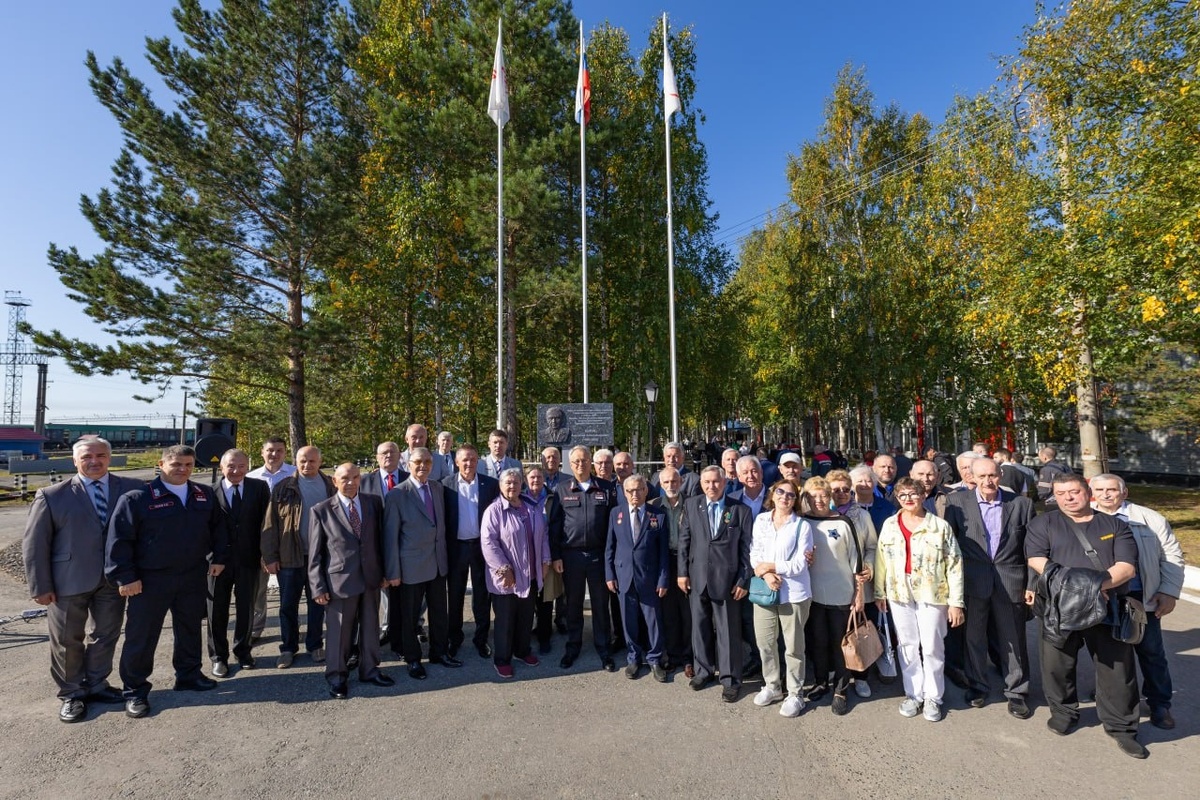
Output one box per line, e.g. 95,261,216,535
287,279,307,448
1073,300,1105,477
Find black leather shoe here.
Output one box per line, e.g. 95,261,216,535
601,658,617,673
86,686,124,704
407,661,427,680
174,676,218,691
430,655,463,668
1109,733,1149,759
237,656,256,670
721,685,739,703
362,673,395,687
689,674,712,691
624,662,640,679
475,642,492,659
1149,708,1176,730
965,689,987,708
329,682,349,699
651,665,668,683
59,698,86,723
560,652,577,669
1047,715,1078,736
346,653,360,671
125,698,150,718
1008,698,1032,719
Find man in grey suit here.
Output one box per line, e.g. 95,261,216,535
945,456,1036,719
383,446,462,679
678,465,753,703
309,463,394,699
400,425,449,483
23,437,144,722
480,428,522,479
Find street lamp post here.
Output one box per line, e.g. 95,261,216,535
644,380,659,464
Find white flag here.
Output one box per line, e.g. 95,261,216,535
488,22,510,128
663,28,681,119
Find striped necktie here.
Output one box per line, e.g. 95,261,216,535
91,480,108,528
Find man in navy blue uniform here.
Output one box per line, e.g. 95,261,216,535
106,445,228,718
606,475,670,682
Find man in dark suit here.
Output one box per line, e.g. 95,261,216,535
207,448,270,677
678,465,753,703
442,444,500,658
650,442,701,497
945,456,1036,719
309,463,394,698
650,467,693,677
606,475,670,682
383,446,462,679
23,437,144,723
106,445,229,719
360,440,406,501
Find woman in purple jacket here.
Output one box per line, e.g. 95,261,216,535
481,467,552,678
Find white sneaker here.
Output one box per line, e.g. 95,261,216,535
899,697,922,717
753,686,785,707
923,699,942,722
780,695,805,717
853,679,871,699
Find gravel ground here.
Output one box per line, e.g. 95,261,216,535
0,496,1197,799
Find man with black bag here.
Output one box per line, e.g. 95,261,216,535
1025,473,1144,758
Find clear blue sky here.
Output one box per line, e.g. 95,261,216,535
0,1,1038,427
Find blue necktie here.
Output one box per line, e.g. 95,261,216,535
709,502,720,539
91,480,108,528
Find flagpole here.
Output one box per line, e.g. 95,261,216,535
663,13,679,443
494,19,505,430
579,21,589,404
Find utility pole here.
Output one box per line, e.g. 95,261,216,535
2,292,49,428
180,388,189,445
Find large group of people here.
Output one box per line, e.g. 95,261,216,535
20,431,1186,760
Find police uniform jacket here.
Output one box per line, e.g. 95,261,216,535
549,476,618,552
105,478,228,585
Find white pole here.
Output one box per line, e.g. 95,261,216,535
496,116,504,430
663,15,679,443
580,21,589,404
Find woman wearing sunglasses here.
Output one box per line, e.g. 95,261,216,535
802,476,872,715
748,480,814,717
874,477,964,722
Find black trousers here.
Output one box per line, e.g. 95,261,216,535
533,587,554,646
561,548,610,659
964,591,1029,699
206,558,259,663
492,592,536,665
806,602,851,694
120,569,207,698
691,589,742,687
448,538,492,649
399,576,449,663
662,551,692,667
1039,622,1139,735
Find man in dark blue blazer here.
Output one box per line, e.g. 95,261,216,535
606,474,670,682
441,444,501,658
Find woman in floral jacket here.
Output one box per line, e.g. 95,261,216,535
874,477,964,723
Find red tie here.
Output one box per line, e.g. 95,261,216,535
386,472,395,491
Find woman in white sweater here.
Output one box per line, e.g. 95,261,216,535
749,480,814,718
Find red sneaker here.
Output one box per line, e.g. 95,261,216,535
520,653,540,667
495,663,514,679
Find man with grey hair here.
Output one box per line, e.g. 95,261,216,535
651,442,701,497
23,438,144,722
720,447,742,494
1089,473,1185,730
206,448,270,677
606,474,670,681
651,466,693,676
401,424,449,482
949,452,984,493
593,448,616,482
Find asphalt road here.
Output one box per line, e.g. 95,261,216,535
0,492,1197,799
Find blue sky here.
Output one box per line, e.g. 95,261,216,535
0,1,1038,427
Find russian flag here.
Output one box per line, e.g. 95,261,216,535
575,27,591,126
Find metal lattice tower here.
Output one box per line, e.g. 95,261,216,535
4,292,33,425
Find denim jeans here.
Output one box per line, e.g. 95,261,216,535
277,562,324,654
1134,611,1173,711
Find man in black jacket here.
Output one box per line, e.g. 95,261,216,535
1025,473,1143,758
